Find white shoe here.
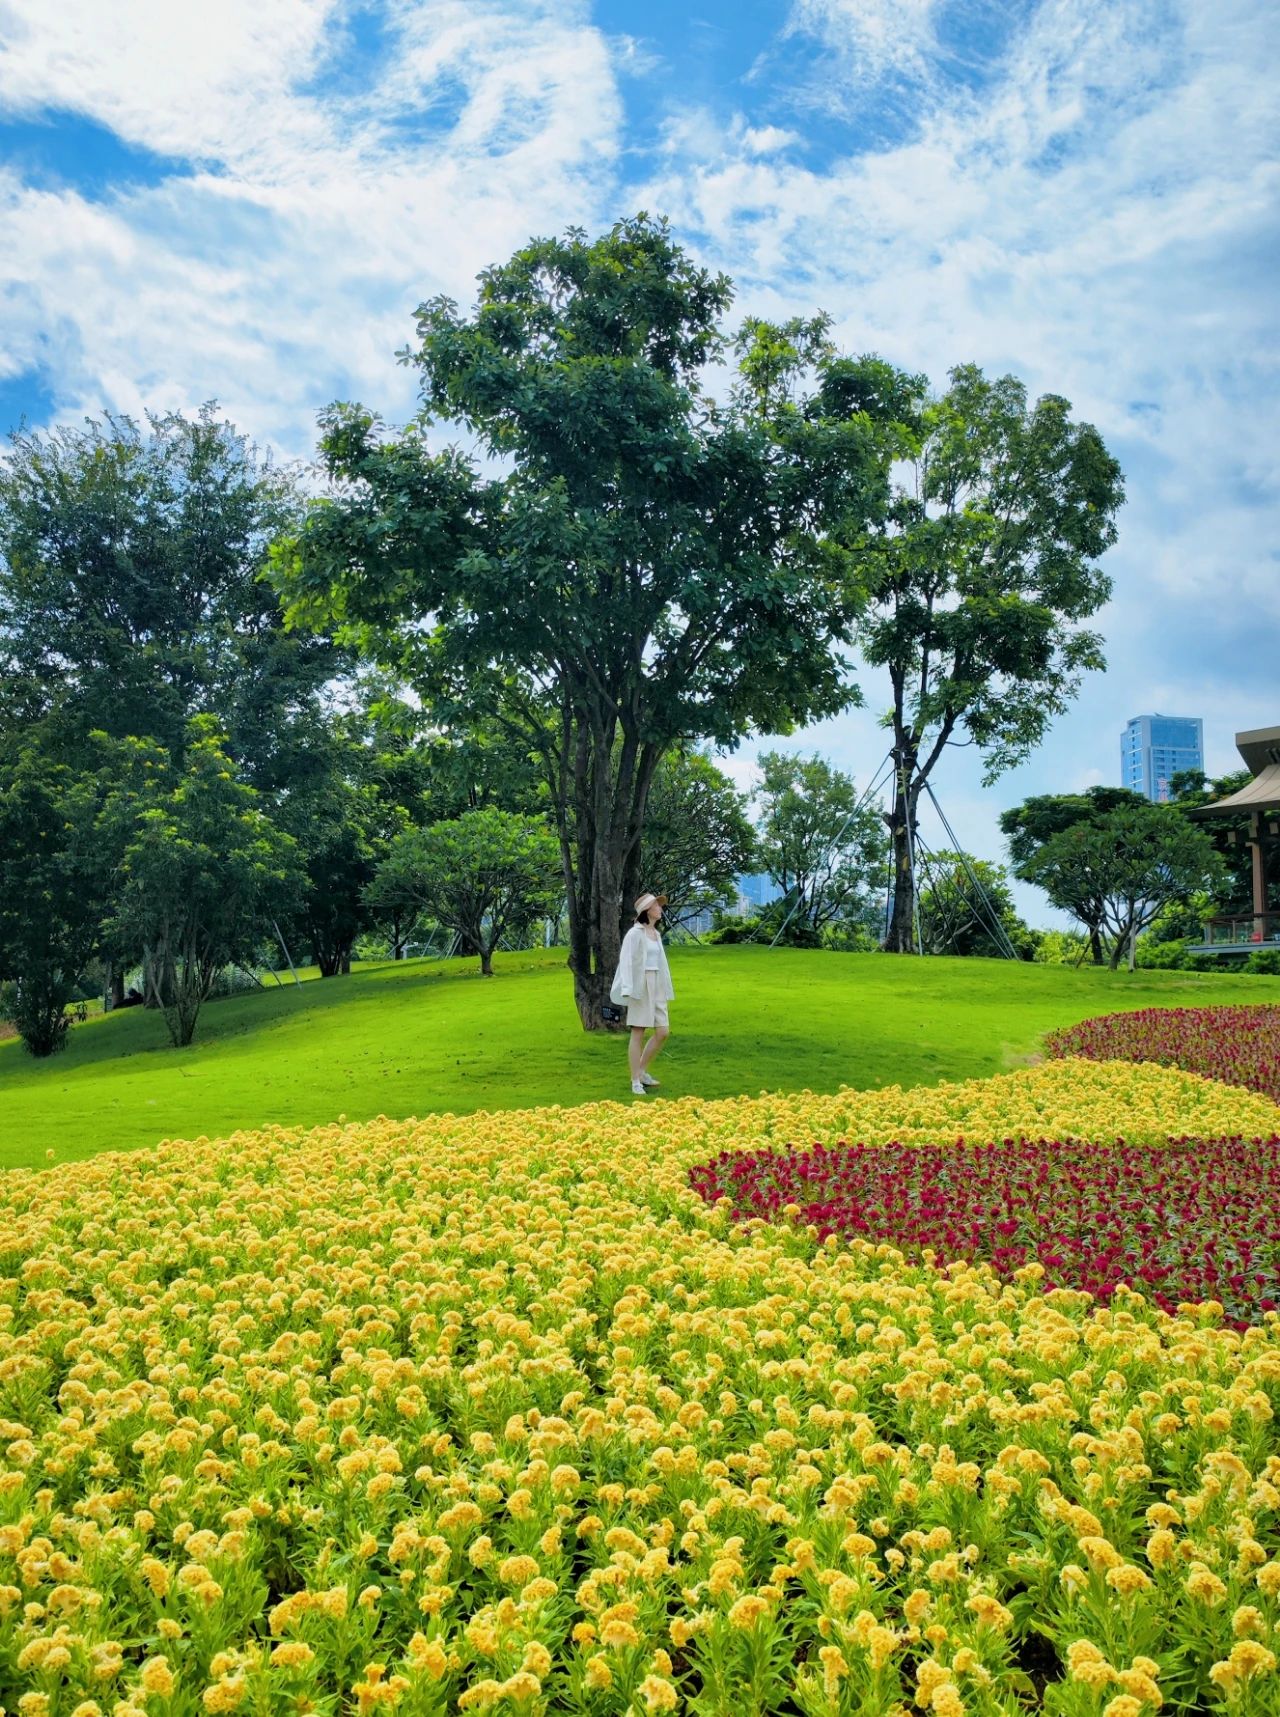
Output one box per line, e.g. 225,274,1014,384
631,1080,648,1096
640,1072,660,1087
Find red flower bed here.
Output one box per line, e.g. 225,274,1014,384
1045,1004,1280,1103
689,1134,1280,1327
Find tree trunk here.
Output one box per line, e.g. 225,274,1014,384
883,769,920,954
1089,925,1104,965
480,945,494,976
105,963,125,1012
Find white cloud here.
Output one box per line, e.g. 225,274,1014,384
786,0,947,86
0,0,621,449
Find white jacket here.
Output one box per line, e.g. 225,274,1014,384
609,924,675,1006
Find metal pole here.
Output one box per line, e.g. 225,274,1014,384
920,781,1020,960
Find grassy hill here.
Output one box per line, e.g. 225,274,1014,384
2,945,1277,1170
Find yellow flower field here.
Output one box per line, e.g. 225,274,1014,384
1,1060,1279,1716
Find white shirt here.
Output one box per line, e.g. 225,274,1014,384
644,932,661,970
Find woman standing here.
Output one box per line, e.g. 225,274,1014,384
609,891,675,1096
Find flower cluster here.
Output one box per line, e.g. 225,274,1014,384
689,1133,1280,1328
0,1059,1277,1714
1046,1004,1280,1104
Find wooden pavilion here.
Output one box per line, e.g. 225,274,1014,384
1186,724,1280,953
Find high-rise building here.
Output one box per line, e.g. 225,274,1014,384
734,872,781,916
1121,714,1204,802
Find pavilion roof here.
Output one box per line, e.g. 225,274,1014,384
1188,724,1280,819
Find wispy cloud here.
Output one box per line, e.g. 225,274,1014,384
0,0,621,447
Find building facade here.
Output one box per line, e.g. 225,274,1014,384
734,872,782,915
1121,714,1204,802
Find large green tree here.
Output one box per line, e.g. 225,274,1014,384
103,720,301,1045
1020,804,1224,970
271,217,888,1028
0,407,338,769
820,360,1125,951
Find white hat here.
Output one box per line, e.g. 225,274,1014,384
634,891,668,914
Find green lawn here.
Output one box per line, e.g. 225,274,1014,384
2,946,1277,1170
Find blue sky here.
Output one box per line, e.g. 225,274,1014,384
1,0,1277,921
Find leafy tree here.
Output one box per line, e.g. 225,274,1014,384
820,359,1125,951
0,753,100,1055
639,750,758,929
271,217,889,1027
916,851,1034,958
1019,804,1224,970
1032,927,1091,966
1001,787,1148,962
0,407,338,769
347,687,548,958
754,751,888,937
103,720,301,1045
366,810,561,976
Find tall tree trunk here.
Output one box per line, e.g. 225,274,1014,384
1089,925,1104,965
557,710,660,1031
884,763,921,954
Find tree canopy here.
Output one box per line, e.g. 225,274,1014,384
754,751,888,939
367,809,561,976
820,360,1125,950
272,216,891,1027
1020,804,1224,970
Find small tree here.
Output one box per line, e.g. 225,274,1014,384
367,809,561,976
639,750,758,930
1001,787,1148,962
755,751,888,938
0,754,100,1055
917,851,1032,958
105,722,301,1045
1020,805,1224,970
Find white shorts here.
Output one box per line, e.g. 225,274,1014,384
627,969,669,1030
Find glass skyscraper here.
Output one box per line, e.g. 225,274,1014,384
1121,714,1204,802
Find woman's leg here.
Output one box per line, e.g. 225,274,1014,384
639,1023,668,1071
629,1027,648,1081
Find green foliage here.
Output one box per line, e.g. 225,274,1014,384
367,809,561,975
0,407,336,766
103,720,302,1046
271,216,886,1027
1001,787,1150,872
1002,787,1150,961
1032,928,1091,966
1020,804,1225,971
816,358,1125,949
754,751,888,937
640,750,758,930
917,850,1034,958
0,752,101,1055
